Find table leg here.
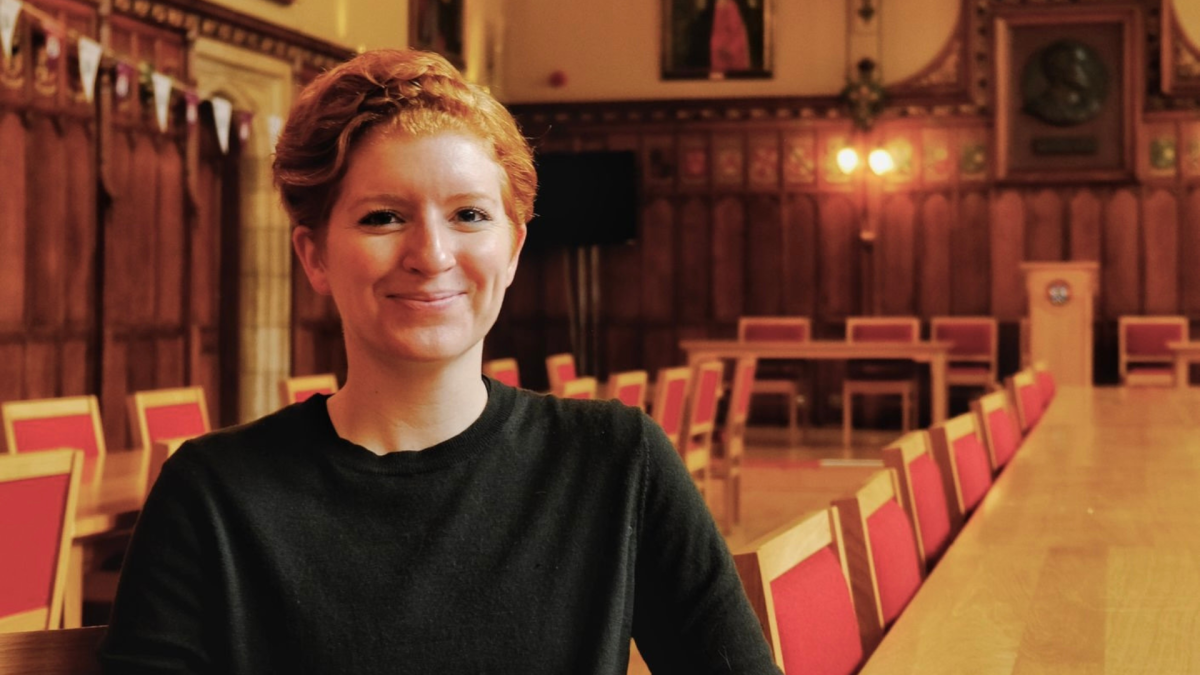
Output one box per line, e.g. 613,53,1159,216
63,542,83,628
1177,355,1189,390
931,354,948,424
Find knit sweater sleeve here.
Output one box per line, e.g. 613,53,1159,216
98,447,218,674
629,417,781,674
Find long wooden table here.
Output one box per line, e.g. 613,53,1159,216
860,386,1200,674
1168,340,1200,389
679,340,952,424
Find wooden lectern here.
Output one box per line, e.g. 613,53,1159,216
1021,262,1100,386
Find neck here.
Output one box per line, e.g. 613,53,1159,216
326,346,489,455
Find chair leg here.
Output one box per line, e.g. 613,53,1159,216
842,385,853,447
786,387,799,445
901,389,912,432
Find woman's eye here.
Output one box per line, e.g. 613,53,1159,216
455,208,492,224
359,210,402,226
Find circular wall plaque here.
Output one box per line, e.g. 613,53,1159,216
1046,279,1072,306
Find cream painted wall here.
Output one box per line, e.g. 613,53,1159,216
207,0,408,52
1176,0,1200,46
500,0,958,103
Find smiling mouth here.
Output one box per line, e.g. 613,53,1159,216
386,292,464,308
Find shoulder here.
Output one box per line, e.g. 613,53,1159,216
166,397,326,479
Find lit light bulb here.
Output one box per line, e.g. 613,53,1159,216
868,148,895,176
836,147,860,175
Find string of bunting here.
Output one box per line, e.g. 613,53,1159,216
0,0,279,154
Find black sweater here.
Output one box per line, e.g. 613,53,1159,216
100,379,780,674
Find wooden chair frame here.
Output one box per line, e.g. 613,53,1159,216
681,360,725,499
843,317,921,447
560,377,598,400
930,316,998,388
126,386,211,454
0,450,83,632
0,625,106,674
1007,369,1041,434
972,389,1020,472
279,374,339,407
482,358,521,388
2,396,107,488
545,353,577,395
712,357,756,532
833,469,922,656
881,431,946,571
650,366,693,452
604,370,649,411
1118,315,1188,386
928,412,991,531
733,508,854,672
737,316,811,442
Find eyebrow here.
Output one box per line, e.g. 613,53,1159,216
343,192,500,210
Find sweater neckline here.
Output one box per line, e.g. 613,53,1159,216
304,376,514,475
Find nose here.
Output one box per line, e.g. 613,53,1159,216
401,217,455,276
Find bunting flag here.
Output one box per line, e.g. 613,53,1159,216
184,90,199,126
0,0,20,62
267,114,283,149
114,60,134,100
236,110,253,144
211,96,231,154
151,71,172,132
77,36,101,102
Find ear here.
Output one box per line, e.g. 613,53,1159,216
292,226,332,296
505,222,528,288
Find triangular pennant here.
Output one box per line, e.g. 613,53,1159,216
114,61,134,100
0,0,20,62
184,91,199,126
237,111,253,143
267,114,283,149
211,96,232,154
77,37,102,103
151,72,172,132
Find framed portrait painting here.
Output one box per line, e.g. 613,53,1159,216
410,0,464,67
994,7,1140,182
662,0,773,80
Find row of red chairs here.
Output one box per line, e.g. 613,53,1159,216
734,364,1055,674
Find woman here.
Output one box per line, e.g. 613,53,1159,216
100,49,778,674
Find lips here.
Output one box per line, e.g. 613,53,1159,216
385,291,465,309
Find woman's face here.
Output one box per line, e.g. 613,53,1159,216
293,128,525,367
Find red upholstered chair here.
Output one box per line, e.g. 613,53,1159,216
1033,361,1056,402
712,357,756,532
738,317,811,442
1119,316,1188,386
972,389,1022,472
929,412,994,530
483,358,522,388
0,450,83,632
1007,369,1044,434
833,469,923,656
560,377,598,400
681,360,725,499
127,386,210,455
881,431,953,571
2,395,107,487
843,317,921,448
930,317,997,390
279,374,339,407
650,366,692,452
545,353,578,395
605,370,649,411
733,509,863,675
0,625,106,674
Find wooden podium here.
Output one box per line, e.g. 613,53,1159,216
1021,262,1099,386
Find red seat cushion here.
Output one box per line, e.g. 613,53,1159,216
866,499,922,624
987,408,1020,468
1125,323,1184,356
743,323,809,342
492,369,520,388
771,546,863,675
953,434,993,512
0,473,71,618
144,403,208,445
12,415,101,483
555,362,577,384
615,383,643,407
907,453,952,562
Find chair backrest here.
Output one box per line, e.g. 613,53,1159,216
650,367,692,451
738,317,812,343
929,412,994,529
1033,361,1057,401
833,469,923,656
545,353,577,394
482,358,521,388
1118,316,1187,377
734,509,863,675
560,377,598,400
846,317,920,343
880,431,952,570
1007,369,1044,433
2,395,107,486
971,390,1022,471
721,358,758,464
127,387,211,457
931,316,997,371
605,370,649,411
0,625,106,674
279,374,339,407
682,360,725,458
0,450,83,632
